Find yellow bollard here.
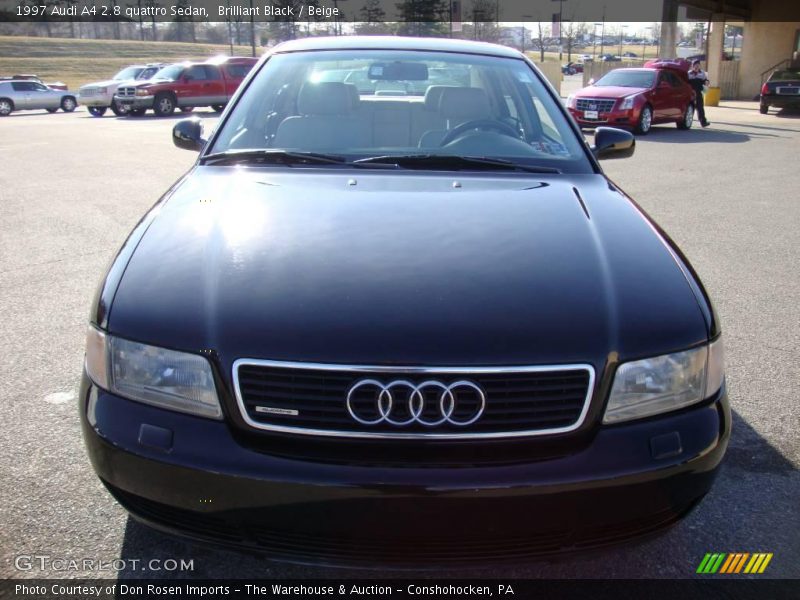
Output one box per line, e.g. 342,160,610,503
705,87,721,107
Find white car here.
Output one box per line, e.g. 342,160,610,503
0,80,77,116
78,64,165,117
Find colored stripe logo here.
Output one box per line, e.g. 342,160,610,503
697,552,773,574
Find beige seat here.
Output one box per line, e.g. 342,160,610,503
409,86,453,145
273,81,370,149
418,87,493,148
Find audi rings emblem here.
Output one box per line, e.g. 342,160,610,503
346,379,486,427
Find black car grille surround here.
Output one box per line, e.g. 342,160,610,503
576,98,616,113
233,361,594,439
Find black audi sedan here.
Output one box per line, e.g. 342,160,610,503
81,37,728,566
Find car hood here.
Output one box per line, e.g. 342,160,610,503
580,86,648,98
80,79,119,90
137,77,173,86
108,169,708,370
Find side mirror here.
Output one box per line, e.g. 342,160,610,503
588,78,595,86
172,117,206,152
592,126,635,160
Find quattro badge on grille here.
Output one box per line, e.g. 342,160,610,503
255,406,299,416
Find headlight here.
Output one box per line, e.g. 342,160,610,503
567,94,576,107
84,327,222,419
134,88,151,96
619,95,636,110
603,338,724,424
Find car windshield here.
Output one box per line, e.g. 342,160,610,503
595,70,655,88
770,70,800,81
152,64,183,81
137,67,161,80
210,49,592,173
113,67,143,81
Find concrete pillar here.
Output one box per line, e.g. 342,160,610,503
660,22,678,58
706,16,726,89
659,0,679,59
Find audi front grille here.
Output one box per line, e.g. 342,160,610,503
232,360,595,439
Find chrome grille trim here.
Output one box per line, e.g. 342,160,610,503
576,98,616,113
232,359,596,440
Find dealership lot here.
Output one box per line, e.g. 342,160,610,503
1,104,798,579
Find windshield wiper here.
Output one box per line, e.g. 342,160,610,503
201,149,348,167
352,154,560,174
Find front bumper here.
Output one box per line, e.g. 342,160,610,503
80,373,730,567
78,93,114,107
113,95,153,110
568,106,638,128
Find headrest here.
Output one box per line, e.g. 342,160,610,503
438,87,491,121
344,83,360,109
297,81,355,115
423,85,456,111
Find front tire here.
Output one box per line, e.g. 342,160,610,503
211,104,226,113
153,93,176,117
677,103,694,129
46,108,59,113
635,105,652,135
87,106,107,117
110,100,129,116
0,98,14,116
759,102,769,114
60,96,77,112
180,106,194,113
128,108,146,117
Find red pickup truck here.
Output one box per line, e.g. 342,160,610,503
114,57,257,117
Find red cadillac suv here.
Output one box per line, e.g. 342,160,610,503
567,60,696,135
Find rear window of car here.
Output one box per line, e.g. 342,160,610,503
770,70,800,81
595,70,655,88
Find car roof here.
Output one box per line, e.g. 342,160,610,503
271,36,523,59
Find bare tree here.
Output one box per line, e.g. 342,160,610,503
144,0,160,40
356,0,391,35
126,0,146,40
562,21,587,63
395,0,449,37
468,0,500,42
531,22,550,62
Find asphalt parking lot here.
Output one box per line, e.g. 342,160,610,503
1,102,798,580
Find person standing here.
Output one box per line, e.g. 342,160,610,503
688,60,710,127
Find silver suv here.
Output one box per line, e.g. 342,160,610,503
78,63,166,117
0,81,77,116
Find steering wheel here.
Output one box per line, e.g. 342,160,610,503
439,119,522,147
